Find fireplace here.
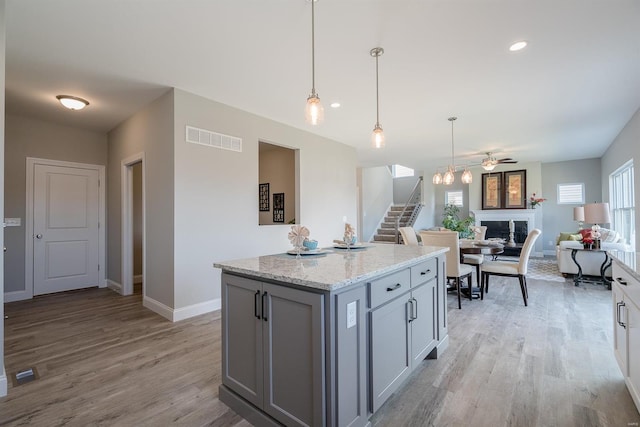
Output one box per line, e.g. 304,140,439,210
482,220,528,243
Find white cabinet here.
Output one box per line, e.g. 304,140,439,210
612,262,640,412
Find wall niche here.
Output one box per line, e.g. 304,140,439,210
258,141,298,226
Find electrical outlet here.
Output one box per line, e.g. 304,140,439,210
347,301,357,329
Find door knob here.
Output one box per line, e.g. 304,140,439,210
36,234,43,239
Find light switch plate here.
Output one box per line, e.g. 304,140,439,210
4,218,21,227
346,301,357,329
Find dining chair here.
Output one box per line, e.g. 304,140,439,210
470,225,488,240
420,230,473,309
399,226,419,246
480,228,541,306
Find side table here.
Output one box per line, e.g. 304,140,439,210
570,247,612,289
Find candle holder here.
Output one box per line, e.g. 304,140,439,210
508,231,516,247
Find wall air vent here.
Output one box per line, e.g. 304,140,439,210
185,125,242,153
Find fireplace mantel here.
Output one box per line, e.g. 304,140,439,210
471,209,537,233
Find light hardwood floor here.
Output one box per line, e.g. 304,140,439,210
1,277,639,426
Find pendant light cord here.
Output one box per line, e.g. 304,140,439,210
311,0,316,96
375,53,380,125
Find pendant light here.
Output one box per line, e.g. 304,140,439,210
370,47,384,148
442,117,457,185
305,0,324,125
432,170,443,184
461,167,473,184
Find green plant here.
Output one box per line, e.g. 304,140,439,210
442,204,474,238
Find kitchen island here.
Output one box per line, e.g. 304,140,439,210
214,244,449,427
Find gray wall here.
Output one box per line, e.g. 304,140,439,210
602,107,640,249
359,166,393,241
393,175,421,205
3,115,108,294
108,90,175,307
540,158,602,253
173,89,357,310
1,0,6,397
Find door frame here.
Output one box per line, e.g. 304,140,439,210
25,157,106,300
121,153,145,296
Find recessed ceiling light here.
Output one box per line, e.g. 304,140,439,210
56,95,89,110
509,41,528,52
330,102,341,108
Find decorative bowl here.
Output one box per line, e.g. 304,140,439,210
303,239,318,250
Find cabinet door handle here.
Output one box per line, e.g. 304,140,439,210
617,301,627,329
420,269,431,276
407,299,414,323
387,283,402,292
616,277,628,286
262,292,268,322
254,290,261,320
412,297,418,320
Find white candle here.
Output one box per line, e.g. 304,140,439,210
509,220,515,232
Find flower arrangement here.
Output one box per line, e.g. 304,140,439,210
529,193,547,208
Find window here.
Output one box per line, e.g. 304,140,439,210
610,160,635,249
392,164,414,178
557,183,584,204
446,190,463,207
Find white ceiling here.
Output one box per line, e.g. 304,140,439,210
5,0,640,172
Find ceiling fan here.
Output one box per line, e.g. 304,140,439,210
480,152,518,171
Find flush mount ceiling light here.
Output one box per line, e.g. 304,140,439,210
304,0,323,125
330,102,341,108
370,47,385,149
56,95,89,110
509,40,528,51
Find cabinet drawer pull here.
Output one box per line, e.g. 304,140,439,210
254,290,261,319
617,301,627,329
387,283,402,292
262,292,268,322
420,269,431,276
616,277,628,286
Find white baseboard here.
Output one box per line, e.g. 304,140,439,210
0,367,7,397
143,295,221,322
173,298,221,322
4,289,31,303
107,279,123,294
133,274,143,284
543,249,557,257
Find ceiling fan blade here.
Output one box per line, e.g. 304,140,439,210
498,160,518,164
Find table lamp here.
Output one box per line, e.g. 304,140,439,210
573,206,585,230
583,202,611,249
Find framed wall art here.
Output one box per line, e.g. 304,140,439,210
482,172,503,210
273,193,285,223
259,183,270,212
504,170,527,209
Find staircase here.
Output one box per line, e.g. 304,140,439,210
372,204,422,243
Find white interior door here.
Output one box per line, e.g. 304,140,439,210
33,164,100,295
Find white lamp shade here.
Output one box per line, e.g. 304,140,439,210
573,206,585,222
583,203,611,225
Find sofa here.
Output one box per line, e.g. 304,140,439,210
556,228,629,277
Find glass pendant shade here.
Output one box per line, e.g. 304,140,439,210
443,167,455,185
461,168,473,184
372,124,385,149
482,163,496,171
305,93,324,125
432,171,443,184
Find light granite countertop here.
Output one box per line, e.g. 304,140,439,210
214,243,449,291
610,250,640,281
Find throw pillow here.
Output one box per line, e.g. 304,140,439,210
556,232,583,245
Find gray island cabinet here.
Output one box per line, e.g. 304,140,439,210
214,244,449,427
